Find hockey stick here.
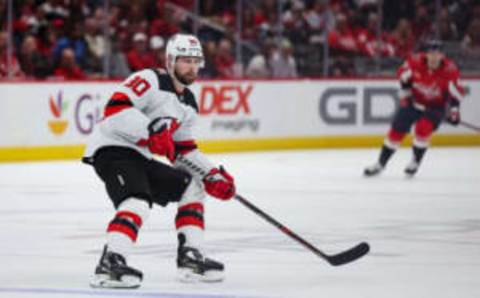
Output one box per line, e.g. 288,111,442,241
234,194,370,266
459,120,480,133
175,155,370,266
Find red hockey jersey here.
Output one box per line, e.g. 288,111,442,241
397,53,464,108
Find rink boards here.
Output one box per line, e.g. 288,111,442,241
0,78,479,161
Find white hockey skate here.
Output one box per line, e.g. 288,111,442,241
177,245,224,283
364,162,384,177
90,246,143,289
404,160,420,177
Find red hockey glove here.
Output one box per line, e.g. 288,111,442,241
203,166,236,200
137,118,179,160
446,106,460,126
147,129,175,160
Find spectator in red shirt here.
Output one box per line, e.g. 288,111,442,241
213,38,236,78
241,7,258,41
411,4,433,42
328,13,359,54
36,24,57,58
127,32,156,72
53,47,86,80
391,18,415,58
149,5,181,38
356,13,395,57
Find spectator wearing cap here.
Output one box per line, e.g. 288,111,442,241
270,39,298,78
53,47,86,80
150,35,166,69
127,32,156,72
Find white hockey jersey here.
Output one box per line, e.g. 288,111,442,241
83,68,215,178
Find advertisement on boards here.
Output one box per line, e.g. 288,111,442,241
0,79,478,148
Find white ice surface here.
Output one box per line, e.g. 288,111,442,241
0,148,479,298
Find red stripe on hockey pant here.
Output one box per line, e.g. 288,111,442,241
116,211,143,227
175,217,205,230
107,223,138,242
387,129,406,144
414,117,434,140
178,202,204,213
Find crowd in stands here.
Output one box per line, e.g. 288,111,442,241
0,0,479,80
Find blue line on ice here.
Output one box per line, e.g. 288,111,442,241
0,287,265,298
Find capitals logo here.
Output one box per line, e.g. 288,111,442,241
48,90,69,135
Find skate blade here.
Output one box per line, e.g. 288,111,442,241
90,274,141,289
177,268,224,283
405,171,417,178
404,168,418,178
363,166,383,177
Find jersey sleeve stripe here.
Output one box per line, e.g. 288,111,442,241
104,92,134,118
174,140,198,155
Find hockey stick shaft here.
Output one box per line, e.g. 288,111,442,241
459,120,480,133
235,194,328,258
234,194,370,266
175,155,369,265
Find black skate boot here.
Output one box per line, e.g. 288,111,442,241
405,145,426,177
90,245,143,289
364,144,396,177
176,234,224,283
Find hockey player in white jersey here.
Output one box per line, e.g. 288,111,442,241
83,33,236,288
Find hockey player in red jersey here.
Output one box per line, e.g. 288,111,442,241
364,40,465,177
83,34,235,288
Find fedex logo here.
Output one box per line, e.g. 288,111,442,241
199,85,253,115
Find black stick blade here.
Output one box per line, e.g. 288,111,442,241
326,242,370,266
